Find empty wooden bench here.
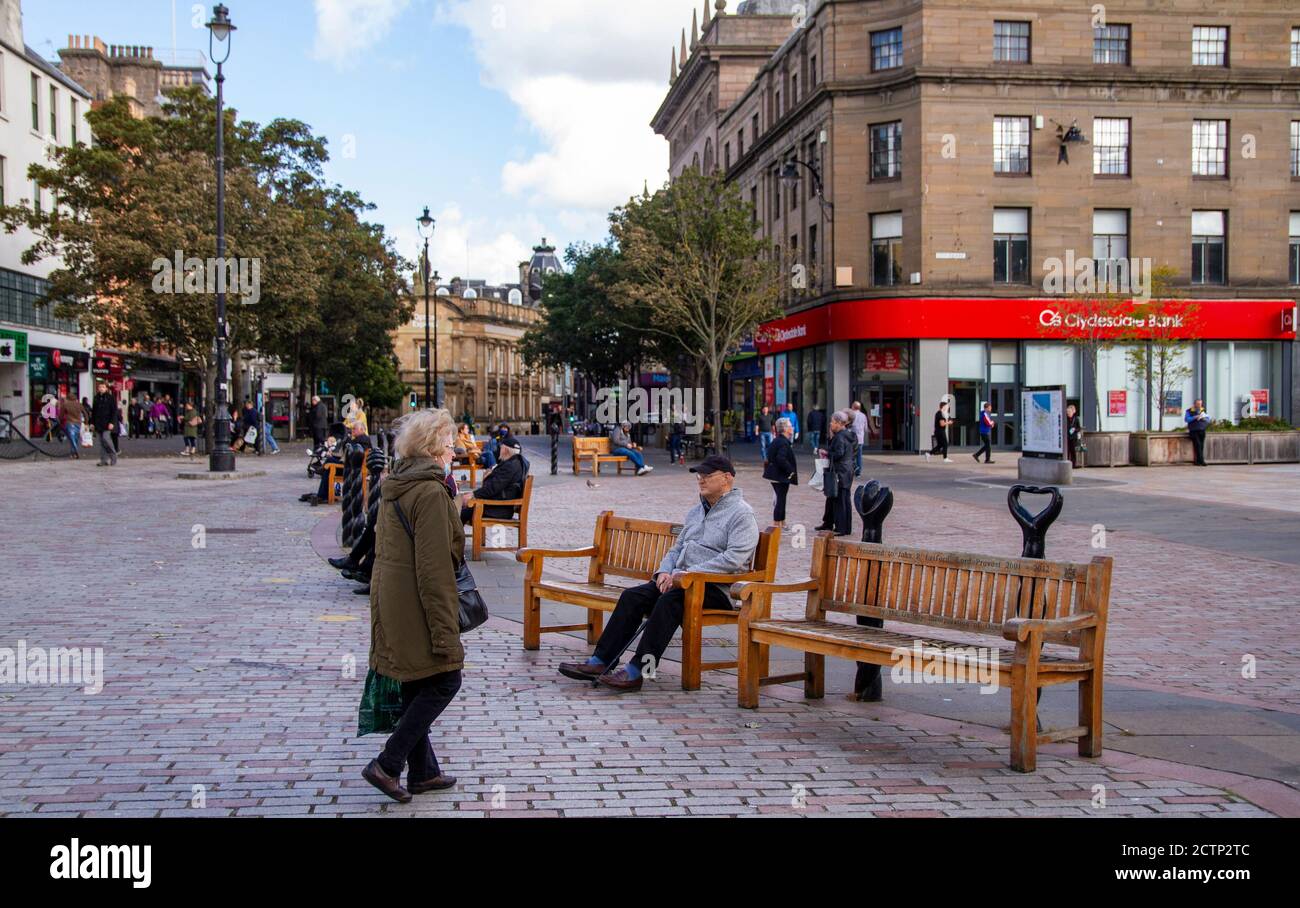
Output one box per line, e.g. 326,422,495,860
571,436,633,476
466,475,533,562
735,536,1113,772
517,511,781,689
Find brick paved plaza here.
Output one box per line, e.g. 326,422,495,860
1,437,1295,818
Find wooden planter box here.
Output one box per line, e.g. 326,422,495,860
1130,432,1192,466
1129,431,1299,466
1083,431,1130,467
1247,431,1300,464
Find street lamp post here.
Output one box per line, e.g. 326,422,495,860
779,158,834,221
207,4,237,473
417,207,436,409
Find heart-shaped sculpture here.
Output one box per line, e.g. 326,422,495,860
1007,485,1064,559
853,480,894,544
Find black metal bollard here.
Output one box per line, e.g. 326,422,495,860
341,443,365,548
363,447,388,535
1007,485,1063,560
851,480,893,701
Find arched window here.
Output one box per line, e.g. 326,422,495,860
692,152,700,171
704,139,714,173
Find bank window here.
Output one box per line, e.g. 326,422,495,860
1191,210,1226,285
871,121,902,180
1094,23,1130,65
30,74,39,131
994,21,1030,64
1290,213,1300,285
871,212,903,287
993,208,1030,284
872,27,903,71
1193,120,1228,178
1093,210,1130,288
1192,26,1228,66
1093,117,1130,176
994,116,1030,174
1292,121,1299,177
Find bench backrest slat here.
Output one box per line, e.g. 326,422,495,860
810,537,1111,645
589,511,780,584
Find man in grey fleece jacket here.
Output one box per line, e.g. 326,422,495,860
558,455,759,692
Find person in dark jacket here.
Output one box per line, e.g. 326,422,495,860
1185,399,1211,467
815,411,854,535
310,395,329,448
805,407,826,453
762,417,799,529
1066,403,1084,467
972,401,996,464
362,409,464,803
91,383,118,467
460,435,529,524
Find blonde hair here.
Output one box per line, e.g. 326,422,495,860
394,408,456,461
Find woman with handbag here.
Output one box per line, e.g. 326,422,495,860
762,417,799,530
363,408,465,802
815,411,854,536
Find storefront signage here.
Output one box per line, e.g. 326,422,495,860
763,357,775,408
28,353,49,381
1251,390,1270,417
775,354,787,407
1108,391,1127,417
864,347,903,372
1021,386,1065,457
0,329,26,363
1163,390,1183,417
754,298,1297,355
935,252,968,260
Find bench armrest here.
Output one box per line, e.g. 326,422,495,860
516,546,598,564
1002,612,1098,643
733,578,820,623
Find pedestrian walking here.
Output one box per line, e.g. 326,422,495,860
972,401,996,464
816,411,854,536
1185,399,1211,467
757,406,775,460
805,406,825,453
927,399,953,463
58,395,83,458
91,383,118,466
849,402,867,476
309,395,329,449
763,417,798,529
40,397,61,442
182,402,201,456
362,408,464,802
783,402,800,444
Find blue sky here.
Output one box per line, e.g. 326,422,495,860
22,0,705,283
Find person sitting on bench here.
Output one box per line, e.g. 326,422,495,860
306,423,371,506
557,455,758,692
610,421,653,476
458,435,528,525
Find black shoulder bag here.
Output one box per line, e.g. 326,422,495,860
391,499,489,634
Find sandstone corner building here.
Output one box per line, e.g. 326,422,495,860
655,0,1298,451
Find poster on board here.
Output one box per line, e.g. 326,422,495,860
1021,386,1066,458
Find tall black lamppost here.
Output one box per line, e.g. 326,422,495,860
417,207,436,408
207,4,237,473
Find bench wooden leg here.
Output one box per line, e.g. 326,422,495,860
587,609,603,646
1010,644,1042,773
471,518,484,562
681,613,702,692
523,587,541,650
738,632,761,708
804,652,825,699
1078,668,1104,758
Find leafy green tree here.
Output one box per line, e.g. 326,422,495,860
1124,266,1200,431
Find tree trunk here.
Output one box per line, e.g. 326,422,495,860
709,353,723,453
204,362,218,452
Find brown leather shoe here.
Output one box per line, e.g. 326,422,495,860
362,759,412,803
409,774,457,794
596,666,643,692
558,660,605,681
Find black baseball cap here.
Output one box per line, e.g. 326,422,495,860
690,455,735,476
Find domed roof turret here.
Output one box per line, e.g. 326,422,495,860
526,237,564,303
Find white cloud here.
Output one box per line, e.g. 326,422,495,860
312,0,412,66
437,0,700,211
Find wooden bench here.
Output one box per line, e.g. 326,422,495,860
517,512,781,690
571,436,634,476
466,475,533,562
735,536,1113,772
452,453,484,489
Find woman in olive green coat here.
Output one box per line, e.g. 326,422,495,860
362,408,465,803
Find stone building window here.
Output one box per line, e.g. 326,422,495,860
1093,210,1130,289
1291,120,1300,178
993,208,1030,284
1192,26,1228,67
1192,119,1228,178
872,28,903,71
1290,214,1300,285
1292,28,1300,67
994,21,1030,64
31,73,40,132
1093,118,1130,176
871,121,902,180
993,116,1030,175
1094,24,1130,65
49,86,58,140
871,213,903,287
1191,211,1226,285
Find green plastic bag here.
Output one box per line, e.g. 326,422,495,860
357,669,403,736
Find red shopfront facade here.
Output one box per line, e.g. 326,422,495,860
755,298,1296,451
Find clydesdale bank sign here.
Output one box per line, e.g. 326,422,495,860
753,297,1298,355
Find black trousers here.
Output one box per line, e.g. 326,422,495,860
312,427,326,448
593,581,731,671
821,485,852,535
1190,430,1207,466
930,430,948,458
378,670,462,783
349,523,376,576
770,482,790,522
975,434,992,462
